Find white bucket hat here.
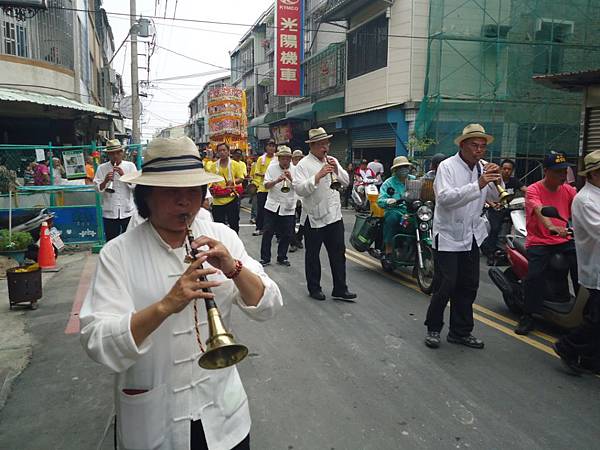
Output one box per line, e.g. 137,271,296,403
120,137,224,187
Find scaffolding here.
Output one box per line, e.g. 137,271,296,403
415,0,600,180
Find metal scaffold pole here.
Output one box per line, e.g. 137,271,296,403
130,0,141,145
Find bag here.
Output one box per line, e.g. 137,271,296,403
350,214,381,252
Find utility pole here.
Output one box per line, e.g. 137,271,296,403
130,0,141,144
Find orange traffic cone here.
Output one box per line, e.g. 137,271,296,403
38,221,57,271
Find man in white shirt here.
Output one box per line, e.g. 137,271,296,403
290,149,305,252
367,158,384,185
424,124,501,349
553,150,600,375
294,128,356,302
80,136,283,450
260,146,296,266
94,139,137,241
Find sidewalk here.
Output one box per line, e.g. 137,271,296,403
0,252,116,450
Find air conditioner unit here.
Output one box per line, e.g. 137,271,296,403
103,67,117,84
481,24,511,39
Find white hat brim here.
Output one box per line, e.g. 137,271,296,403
578,161,600,176
391,162,413,171
454,133,494,146
305,134,333,143
120,168,224,187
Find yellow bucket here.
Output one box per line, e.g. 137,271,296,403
368,192,384,217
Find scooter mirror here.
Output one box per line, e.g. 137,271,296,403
541,206,567,224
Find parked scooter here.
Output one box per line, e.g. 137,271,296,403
2,208,62,261
350,183,435,294
488,206,588,329
351,177,379,212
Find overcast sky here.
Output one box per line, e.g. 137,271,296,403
102,0,274,141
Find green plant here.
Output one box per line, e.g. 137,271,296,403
407,133,437,158
0,229,33,251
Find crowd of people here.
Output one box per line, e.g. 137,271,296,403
77,123,600,449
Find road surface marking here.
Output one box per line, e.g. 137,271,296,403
64,254,96,335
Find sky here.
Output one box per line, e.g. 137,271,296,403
102,0,274,141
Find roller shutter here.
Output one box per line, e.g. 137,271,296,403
351,125,396,148
584,107,600,154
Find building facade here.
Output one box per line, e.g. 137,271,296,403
186,75,230,147
0,0,121,147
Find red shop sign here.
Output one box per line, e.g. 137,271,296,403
274,0,304,97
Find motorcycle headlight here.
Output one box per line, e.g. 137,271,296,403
425,200,434,208
412,200,422,210
419,221,429,232
417,205,433,222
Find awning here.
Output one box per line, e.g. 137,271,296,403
0,87,116,116
330,103,401,119
248,112,285,128
287,103,313,121
279,97,345,123
533,69,600,92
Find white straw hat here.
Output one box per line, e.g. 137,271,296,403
104,139,125,152
120,137,224,187
275,145,292,156
454,123,494,146
305,127,333,143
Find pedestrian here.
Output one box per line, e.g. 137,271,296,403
424,123,502,349
80,136,283,450
515,152,578,335
342,162,354,208
51,157,66,185
367,158,384,186
252,138,277,236
553,150,600,375
259,146,296,267
294,127,356,302
23,161,36,186
355,159,376,181
231,149,248,178
422,153,447,181
94,139,137,242
208,142,245,234
33,157,50,185
289,149,305,252
85,155,95,185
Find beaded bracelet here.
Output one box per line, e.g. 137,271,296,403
224,259,243,279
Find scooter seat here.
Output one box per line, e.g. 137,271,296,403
544,299,574,315
512,237,527,257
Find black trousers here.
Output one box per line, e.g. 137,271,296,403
425,238,480,337
191,420,250,450
304,218,347,294
103,217,131,242
523,241,578,315
260,209,295,262
212,198,240,234
558,289,600,360
481,208,507,255
255,192,268,231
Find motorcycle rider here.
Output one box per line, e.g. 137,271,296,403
553,150,600,374
422,153,447,180
355,159,376,181
515,152,578,335
377,156,414,266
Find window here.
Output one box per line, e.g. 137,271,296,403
533,20,574,75
347,15,388,80
3,21,28,57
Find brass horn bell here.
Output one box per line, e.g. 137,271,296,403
495,182,513,205
281,178,291,193
330,173,342,191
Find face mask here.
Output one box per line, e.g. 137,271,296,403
396,167,410,178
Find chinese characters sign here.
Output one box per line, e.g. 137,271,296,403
275,0,304,97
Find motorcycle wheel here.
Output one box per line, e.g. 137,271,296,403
417,243,435,295
501,267,522,315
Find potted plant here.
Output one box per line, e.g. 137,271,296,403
0,229,33,266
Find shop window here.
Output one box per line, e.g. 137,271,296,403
347,14,388,80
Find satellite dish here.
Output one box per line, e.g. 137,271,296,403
119,96,143,119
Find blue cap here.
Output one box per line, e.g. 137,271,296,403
543,152,571,170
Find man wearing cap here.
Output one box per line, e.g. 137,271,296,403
424,124,502,349
514,151,578,335
80,136,283,450
252,139,277,236
94,139,137,241
208,142,245,234
259,146,296,266
553,150,600,374
294,127,356,302
377,156,415,266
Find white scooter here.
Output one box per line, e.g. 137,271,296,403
351,177,378,213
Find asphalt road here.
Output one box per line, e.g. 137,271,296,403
0,208,599,450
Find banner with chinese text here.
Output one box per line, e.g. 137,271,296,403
274,0,304,97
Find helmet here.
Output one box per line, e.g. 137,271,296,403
431,153,447,169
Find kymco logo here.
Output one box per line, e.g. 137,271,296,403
280,0,299,5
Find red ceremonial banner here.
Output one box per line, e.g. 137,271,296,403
274,0,304,97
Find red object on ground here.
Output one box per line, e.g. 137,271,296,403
38,221,57,270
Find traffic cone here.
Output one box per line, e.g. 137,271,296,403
38,221,57,271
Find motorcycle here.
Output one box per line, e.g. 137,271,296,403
1,208,62,261
351,177,379,213
483,196,526,266
488,206,588,329
350,181,435,295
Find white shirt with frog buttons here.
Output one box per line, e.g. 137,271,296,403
433,153,500,252
572,182,600,290
94,160,137,219
293,152,349,228
264,161,296,216
80,220,283,450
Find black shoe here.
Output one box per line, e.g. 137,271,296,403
309,290,326,301
425,331,441,349
552,342,583,376
277,259,291,267
289,245,297,253
515,314,535,335
331,290,357,302
447,334,485,349
259,259,270,266
297,242,303,249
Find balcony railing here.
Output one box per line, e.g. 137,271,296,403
303,42,346,99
